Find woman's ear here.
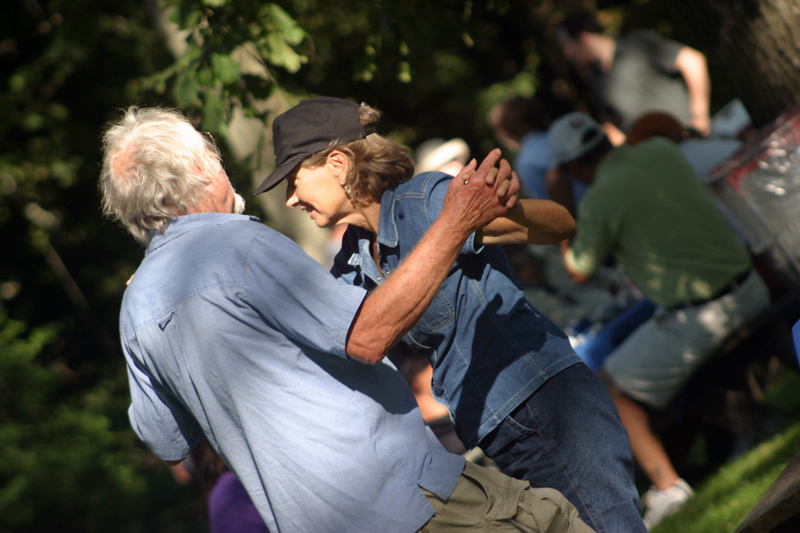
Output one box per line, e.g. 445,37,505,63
327,150,350,185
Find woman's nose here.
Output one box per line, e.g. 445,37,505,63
285,186,298,207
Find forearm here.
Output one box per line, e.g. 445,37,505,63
675,47,711,133
479,199,575,245
345,149,518,363
602,122,627,146
346,218,468,363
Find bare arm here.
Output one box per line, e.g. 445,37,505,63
674,46,711,136
602,121,627,146
345,149,518,363
478,198,575,245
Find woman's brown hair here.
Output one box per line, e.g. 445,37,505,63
300,104,415,205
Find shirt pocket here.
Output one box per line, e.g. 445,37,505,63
156,311,193,393
416,290,455,334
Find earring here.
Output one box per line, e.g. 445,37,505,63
343,184,354,199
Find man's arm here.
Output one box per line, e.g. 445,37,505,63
478,197,575,245
345,149,518,364
674,46,711,136
601,121,627,146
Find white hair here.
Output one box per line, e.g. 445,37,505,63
99,106,238,245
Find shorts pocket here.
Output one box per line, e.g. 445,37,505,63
462,461,529,520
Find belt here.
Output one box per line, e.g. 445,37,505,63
668,270,753,311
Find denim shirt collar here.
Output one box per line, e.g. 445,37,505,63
376,187,401,247
146,213,261,256
345,177,484,285
345,188,401,285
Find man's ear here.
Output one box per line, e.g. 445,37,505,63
327,150,350,185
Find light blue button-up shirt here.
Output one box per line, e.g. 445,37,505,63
332,172,582,448
121,213,464,533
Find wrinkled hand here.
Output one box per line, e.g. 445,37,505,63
442,148,520,238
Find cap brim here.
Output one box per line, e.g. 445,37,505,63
253,153,305,196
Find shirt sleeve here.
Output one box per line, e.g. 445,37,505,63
245,228,367,358
125,345,203,461
636,30,684,74
565,192,614,277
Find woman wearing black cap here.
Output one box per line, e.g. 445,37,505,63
258,96,648,533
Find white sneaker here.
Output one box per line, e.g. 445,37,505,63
641,478,694,530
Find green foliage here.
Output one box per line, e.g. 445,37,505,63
134,0,565,150
280,0,555,149
141,1,311,134
0,305,193,532
0,0,170,327
0,1,203,530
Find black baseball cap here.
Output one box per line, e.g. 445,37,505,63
253,96,378,195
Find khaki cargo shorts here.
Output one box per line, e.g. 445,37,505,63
418,461,593,532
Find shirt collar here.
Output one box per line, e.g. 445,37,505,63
376,188,400,248
146,213,261,256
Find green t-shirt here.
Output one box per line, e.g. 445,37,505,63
566,137,750,308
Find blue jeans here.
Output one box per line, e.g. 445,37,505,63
575,298,657,372
479,363,646,533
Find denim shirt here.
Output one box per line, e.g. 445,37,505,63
121,213,464,533
331,172,581,448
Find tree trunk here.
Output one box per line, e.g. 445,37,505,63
672,0,800,127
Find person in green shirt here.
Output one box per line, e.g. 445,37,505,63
548,112,771,529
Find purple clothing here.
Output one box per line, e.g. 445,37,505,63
209,471,271,533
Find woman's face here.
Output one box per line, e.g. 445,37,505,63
285,155,353,228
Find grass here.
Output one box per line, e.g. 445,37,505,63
652,368,800,532
653,422,800,532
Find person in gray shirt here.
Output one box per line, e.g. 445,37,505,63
557,8,711,145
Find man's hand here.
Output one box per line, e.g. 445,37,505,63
456,165,518,210
442,149,519,239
